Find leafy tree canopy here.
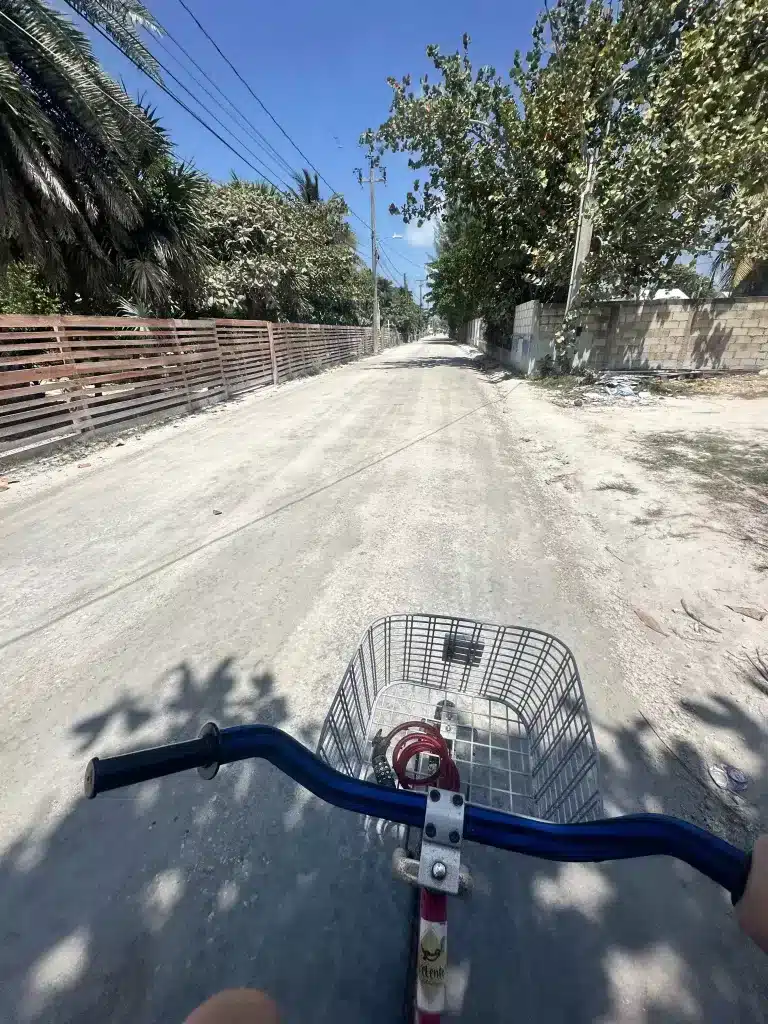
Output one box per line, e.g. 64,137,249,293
366,0,768,331
202,179,365,323
0,0,165,291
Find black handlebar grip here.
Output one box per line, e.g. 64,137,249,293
84,722,221,798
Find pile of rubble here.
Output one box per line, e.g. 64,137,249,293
571,368,733,406
570,374,656,406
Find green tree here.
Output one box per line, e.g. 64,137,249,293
0,0,167,299
202,179,362,323
368,0,768,334
0,261,60,313
373,274,424,335
292,168,321,203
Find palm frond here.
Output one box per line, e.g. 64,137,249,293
59,1,163,81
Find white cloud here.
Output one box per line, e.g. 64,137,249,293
405,220,436,248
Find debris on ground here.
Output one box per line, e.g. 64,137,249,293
633,607,668,636
709,763,750,793
545,470,578,485
746,649,768,683
727,605,766,622
536,368,768,406
77,462,91,469
681,596,724,633
212,509,222,515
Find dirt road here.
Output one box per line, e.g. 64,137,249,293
1,339,765,1022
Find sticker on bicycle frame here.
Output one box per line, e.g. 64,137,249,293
418,921,447,987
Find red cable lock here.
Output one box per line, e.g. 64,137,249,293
380,720,461,792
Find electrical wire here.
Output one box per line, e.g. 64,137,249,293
149,33,299,186
146,19,299,181
81,0,296,192
171,0,417,265
379,238,425,271
60,1,290,191
70,0,425,278
173,0,333,188
171,0,437,284
378,248,402,282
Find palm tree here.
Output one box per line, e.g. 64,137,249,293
292,168,321,203
114,149,211,315
709,184,768,296
0,0,165,294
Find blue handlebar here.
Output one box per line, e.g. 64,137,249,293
85,722,750,902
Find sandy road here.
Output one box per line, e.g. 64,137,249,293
1,339,765,1022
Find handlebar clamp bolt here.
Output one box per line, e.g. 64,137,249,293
449,830,460,844
431,861,447,881
425,823,437,838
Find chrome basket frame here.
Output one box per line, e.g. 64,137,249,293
317,614,603,824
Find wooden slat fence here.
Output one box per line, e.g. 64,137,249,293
0,316,402,459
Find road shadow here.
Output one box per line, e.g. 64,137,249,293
632,430,768,526
2,657,766,1022
368,346,523,386
365,355,483,370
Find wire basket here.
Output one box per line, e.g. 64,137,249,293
317,614,603,824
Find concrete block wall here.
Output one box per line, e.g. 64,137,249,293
590,298,768,370
465,297,768,374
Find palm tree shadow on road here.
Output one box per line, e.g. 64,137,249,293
2,660,766,1023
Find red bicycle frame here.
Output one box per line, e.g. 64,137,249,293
415,889,448,1022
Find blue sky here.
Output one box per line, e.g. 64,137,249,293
75,0,543,290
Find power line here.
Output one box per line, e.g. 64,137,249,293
76,0,297,183
146,38,297,191
147,19,299,181
377,247,401,281
72,0,422,279
61,1,290,191
81,0,296,192
149,34,298,185
173,0,333,187
379,238,425,271
172,0,425,272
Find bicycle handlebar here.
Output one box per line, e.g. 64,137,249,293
85,722,751,902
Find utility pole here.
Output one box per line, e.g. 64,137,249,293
416,279,426,340
357,158,386,353
565,153,597,316
565,73,624,318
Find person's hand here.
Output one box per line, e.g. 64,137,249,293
185,989,280,1024
736,835,768,953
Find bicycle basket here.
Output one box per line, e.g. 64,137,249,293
317,614,602,824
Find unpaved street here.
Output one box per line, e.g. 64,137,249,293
1,340,766,1022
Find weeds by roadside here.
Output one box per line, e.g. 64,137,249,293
531,370,768,403
528,374,583,394
646,374,768,399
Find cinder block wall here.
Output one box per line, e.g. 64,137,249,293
467,298,768,373
539,298,768,371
